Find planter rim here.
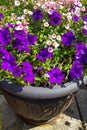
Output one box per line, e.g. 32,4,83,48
0,76,87,99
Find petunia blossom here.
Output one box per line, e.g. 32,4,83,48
48,68,64,84
70,63,83,80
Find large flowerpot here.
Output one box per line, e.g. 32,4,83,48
0,76,87,125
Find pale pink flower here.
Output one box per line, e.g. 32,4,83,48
33,6,38,10
24,26,28,33
48,47,54,53
15,25,24,30
14,0,20,6
28,11,33,15
21,15,25,20
56,35,61,41
83,25,87,30
59,0,80,5
81,6,86,11
46,40,52,46
44,22,49,27
65,24,70,30
52,34,56,39
16,21,21,25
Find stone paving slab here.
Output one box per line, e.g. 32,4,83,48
0,94,84,130
29,114,82,130
76,90,87,122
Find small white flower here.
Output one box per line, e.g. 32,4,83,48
48,47,54,53
21,15,25,20
52,34,56,39
53,42,59,48
42,4,47,9
44,73,49,78
81,6,86,11
33,6,38,10
67,12,72,16
67,15,72,20
46,40,52,46
15,25,23,30
62,13,67,16
47,9,54,15
83,25,87,30
14,0,20,6
23,9,29,14
75,2,82,7
16,17,21,20
56,35,61,41
44,22,49,27
65,24,70,30
16,21,21,25
28,11,33,15
36,3,41,7
75,7,80,12
59,5,63,9
74,11,80,17
84,21,87,24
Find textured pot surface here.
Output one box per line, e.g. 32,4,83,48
0,76,87,125
3,90,74,125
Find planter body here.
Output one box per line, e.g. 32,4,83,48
0,76,87,125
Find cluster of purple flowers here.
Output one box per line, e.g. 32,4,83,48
33,9,62,26
13,30,37,53
0,2,87,86
0,47,22,77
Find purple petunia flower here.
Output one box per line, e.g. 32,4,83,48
62,31,76,46
0,28,12,46
0,13,4,21
7,22,14,28
1,51,17,72
33,9,43,21
12,66,22,77
22,61,33,74
74,42,87,64
12,39,30,53
82,28,87,36
48,10,62,26
27,33,37,45
73,15,79,22
70,63,83,80
13,30,27,40
22,61,35,84
36,66,44,74
75,42,87,54
36,48,53,62
24,72,35,84
47,68,64,84
82,15,87,22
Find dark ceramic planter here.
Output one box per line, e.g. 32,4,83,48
0,76,87,125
